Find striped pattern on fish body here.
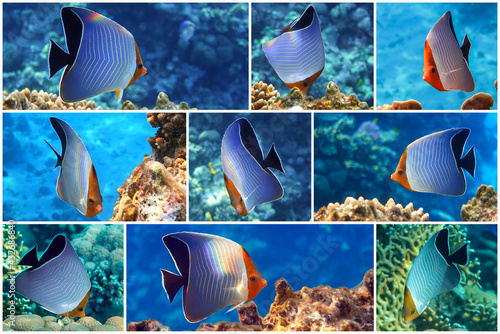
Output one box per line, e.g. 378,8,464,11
161,232,267,323
403,229,468,322
49,7,147,102
15,235,91,317
46,117,103,217
262,5,325,94
392,128,475,196
221,118,284,216
423,11,474,92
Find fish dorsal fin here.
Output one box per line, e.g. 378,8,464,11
116,89,124,102
449,243,469,266
445,11,460,47
44,140,63,170
238,118,265,163
18,245,40,267
450,128,469,167
60,8,82,64
48,40,71,78
263,143,285,174
435,229,451,263
461,34,471,64
160,269,185,303
459,146,475,178
38,235,67,268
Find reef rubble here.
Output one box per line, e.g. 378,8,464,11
461,184,498,222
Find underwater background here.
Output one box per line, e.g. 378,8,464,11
3,113,153,221
2,224,124,324
314,113,497,221
190,113,311,221
377,3,498,109
2,2,248,109
252,3,373,105
127,224,373,331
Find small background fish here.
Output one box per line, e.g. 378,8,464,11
377,3,497,109
127,224,374,331
178,20,196,47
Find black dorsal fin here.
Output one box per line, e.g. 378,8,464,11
18,245,39,267
449,242,469,266
48,40,71,78
45,140,63,170
461,34,471,64
459,145,475,178
38,234,67,267
263,143,285,173
435,229,451,263
160,269,185,303
451,128,475,177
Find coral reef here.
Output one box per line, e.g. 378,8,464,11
3,88,102,110
314,197,429,221
122,92,197,110
461,185,498,222
254,81,372,110
251,81,280,110
4,315,122,331
461,92,495,110
111,113,186,221
127,319,171,331
377,224,490,331
376,99,423,110
195,270,374,331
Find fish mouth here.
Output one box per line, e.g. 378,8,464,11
262,279,268,287
422,74,428,81
390,173,396,180
97,205,103,213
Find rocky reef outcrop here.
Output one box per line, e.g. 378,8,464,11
461,184,498,222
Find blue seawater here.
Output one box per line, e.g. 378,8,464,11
252,3,374,105
127,224,373,331
3,113,152,221
2,3,248,109
189,113,311,221
377,3,497,109
314,113,497,221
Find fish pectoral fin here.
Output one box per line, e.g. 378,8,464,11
115,89,124,102
226,302,245,313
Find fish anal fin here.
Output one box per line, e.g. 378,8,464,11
263,143,285,173
459,145,475,178
44,140,63,170
115,89,123,102
48,40,71,78
161,269,184,303
450,243,469,266
461,34,471,64
18,245,39,267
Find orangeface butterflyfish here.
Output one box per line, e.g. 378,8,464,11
403,229,468,322
45,117,103,217
423,11,474,92
48,7,147,102
15,234,91,317
391,128,475,196
221,118,285,216
161,232,267,322
262,5,325,94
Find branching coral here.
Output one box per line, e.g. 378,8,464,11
314,197,429,222
461,185,498,222
376,224,486,331
3,88,101,110
251,81,280,110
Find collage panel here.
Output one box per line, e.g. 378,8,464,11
3,3,249,110
189,112,311,221
376,224,497,331
3,112,186,221
251,3,374,110
377,2,497,110
126,224,374,331
3,223,124,331
314,112,497,221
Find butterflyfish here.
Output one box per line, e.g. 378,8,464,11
15,234,91,317
161,232,267,322
391,128,475,196
423,11,474,92
48,7,147,102
262,5,325,94
45,117,103,217
403,229,468,322
221,118,285,216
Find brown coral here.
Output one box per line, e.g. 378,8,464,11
461,93,494,110
3,88,101,110
461,184,498,221
122,92,196,110
377,99,423,110
251,81,280,110
313,197,429,221
104,316,124,331
127,319,170,331
8,314,44,331
88,324,121,331
77,316,102,328
146,113,186,161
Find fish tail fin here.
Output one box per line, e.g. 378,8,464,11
461,34,471,64
115,89,123,102
263,143,285,174
160,269,184,303
48,39,70,78
44,140,63,170
449,242,469,266
459,145,475,178
18,245,39,266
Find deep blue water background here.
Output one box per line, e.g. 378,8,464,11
377,3,498,109
3,3,248,109
3,113,152,221
127,224,373,331
314,113,497,221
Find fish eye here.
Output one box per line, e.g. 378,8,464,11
303,82,308,87
89,198,94,204
138,64,143,69
431,67,436,73
78,307,83,311
250,276,256,282
398,170,404,175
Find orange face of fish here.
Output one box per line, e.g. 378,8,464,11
223,173,248,216
286,68,324,94
86,165,103,217
423,39,446,91
60,289,90,318
126,41,147,89
241,248,267,302
391,148,412,191
403,285,419,323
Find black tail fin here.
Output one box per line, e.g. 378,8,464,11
449,243,469,266
48,40,70,78
160,269,185,303
44,140,63,170
18,245,39,267
459,146,475,178
263,143,285,173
